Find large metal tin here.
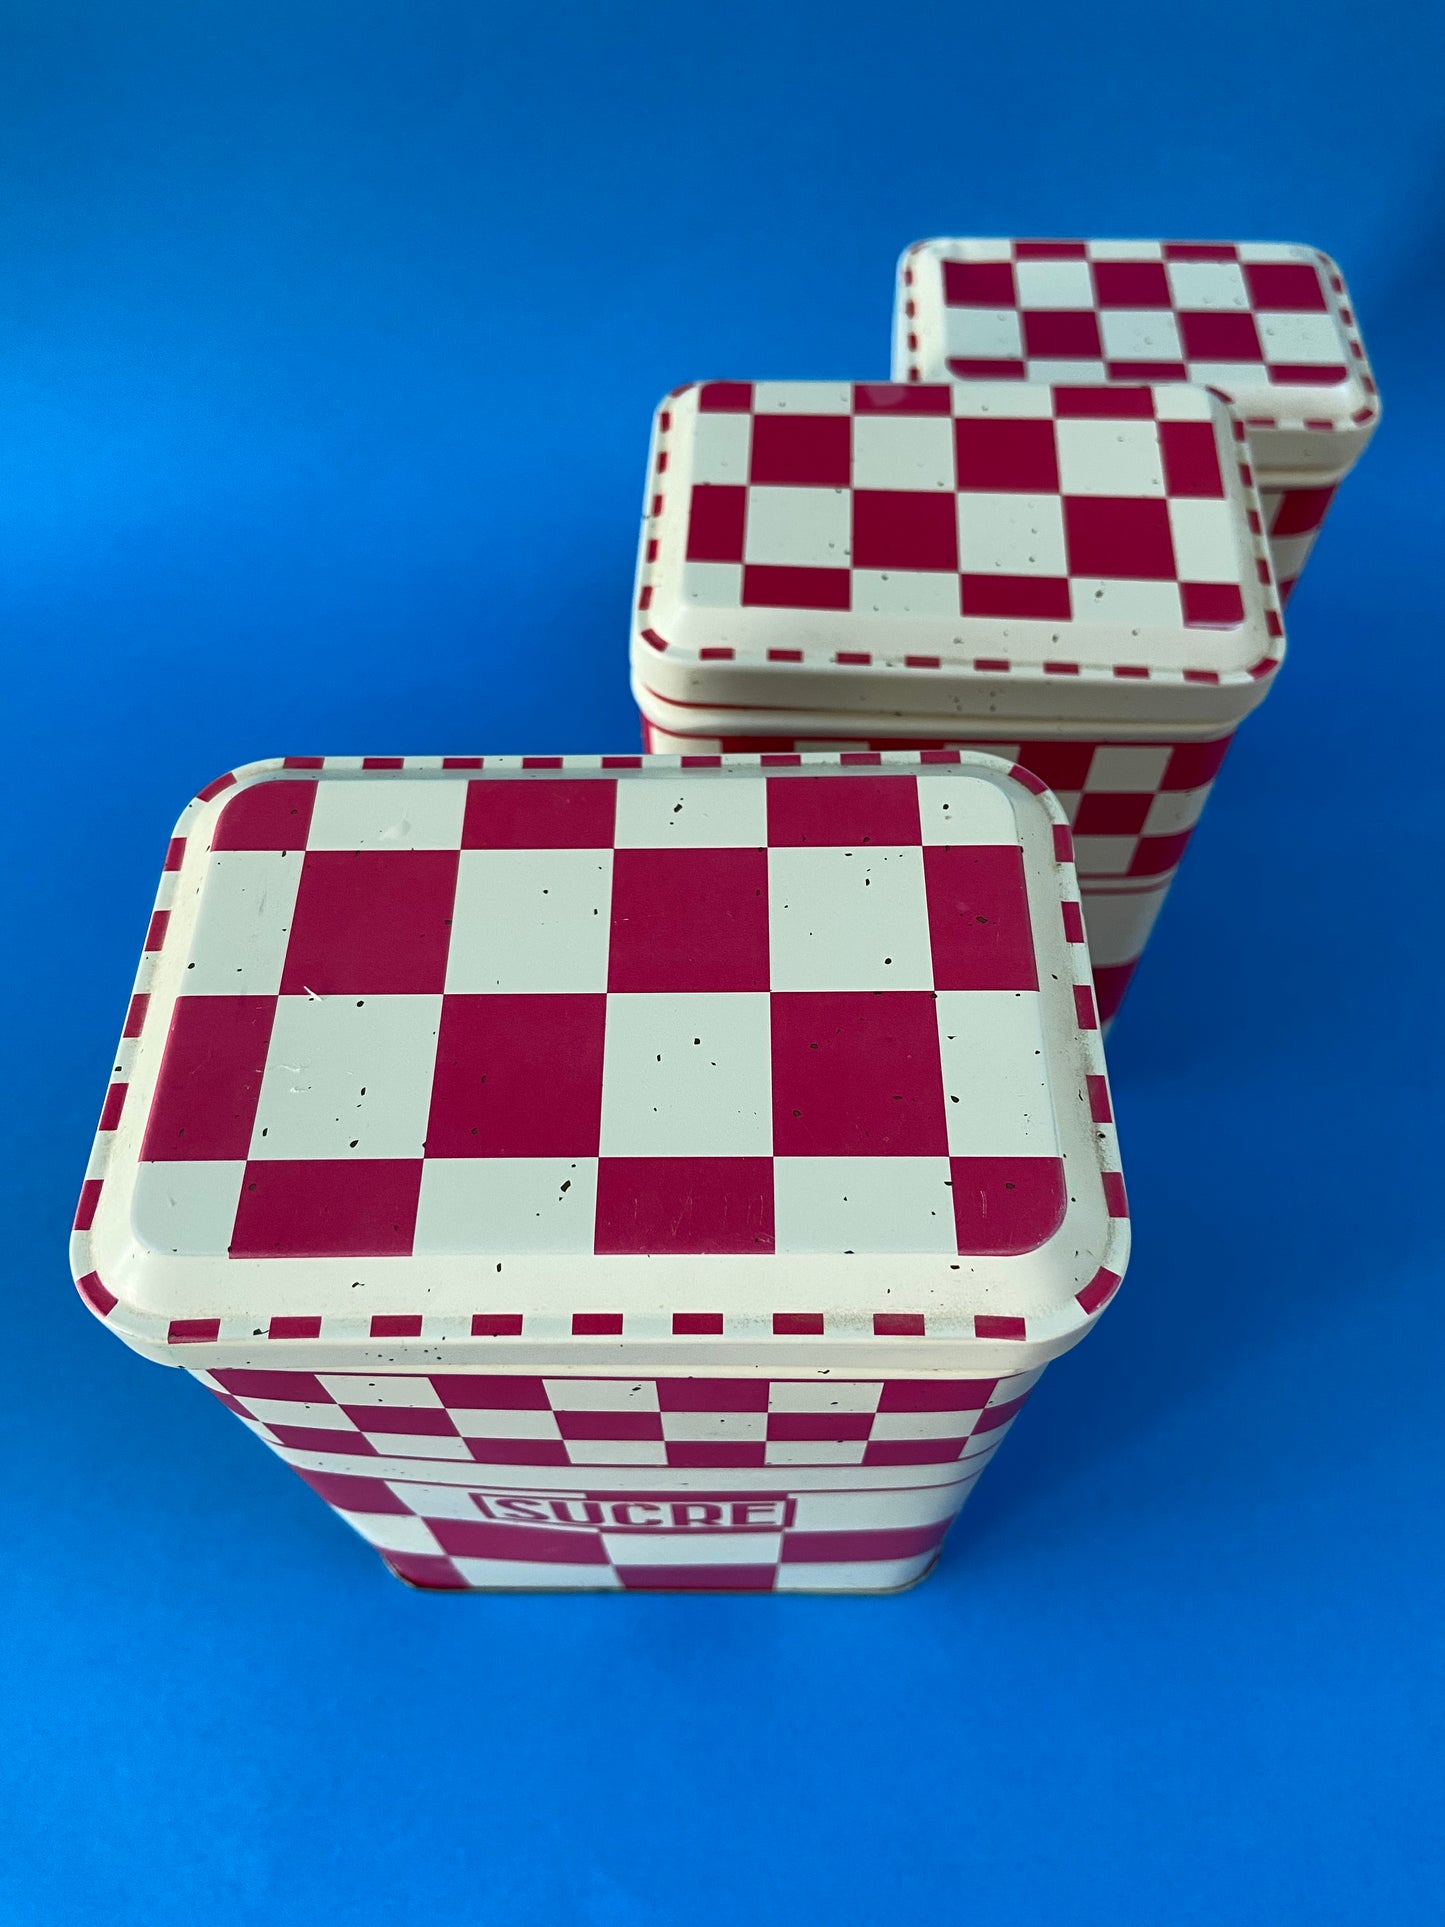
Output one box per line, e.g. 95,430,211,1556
893,239,1379,598
72,752,1128,1593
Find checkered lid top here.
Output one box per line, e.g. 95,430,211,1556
894,240,1379,483
72,754,1127,1371
632,380,1283,730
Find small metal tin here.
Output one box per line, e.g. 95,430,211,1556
72,752,1127,1595
893,239,1379,599
630,379,1281,1020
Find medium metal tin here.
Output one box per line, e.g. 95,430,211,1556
893,239,1379,599
630,378,1281,1019
72,752,1128,1593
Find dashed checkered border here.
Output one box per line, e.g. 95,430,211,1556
70,752,1128,1361
634,386,1284,692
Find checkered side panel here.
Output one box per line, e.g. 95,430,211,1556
634,719,1231,886
897,240,1378,428
1258,484,1338,601
196,1365,1045,1591
643,379,1268,643
127,767,1072,1265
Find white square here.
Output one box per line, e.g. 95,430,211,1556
765,1440,867,1467
1067,578,1183,628
1142,787,1208,836
563,1439,668,1467
184,852,302,995
613,773,766,849
851,416,955,491
1089,240,1164,263
767,1381,882,1413
1258,311,1345,368
544,1379,659,1411
752,381,851,415
1013,259,1093,309
768,845,932,991
915,768,1020,845
850,569,960,617
743,486,851,568
364,1433,473,1461
603,1530,782,1566
445,849,611,994
306,778,466,852
659,1411,768,1442
869,1408,984,1442
942,307,1023,362
1186,358,1267,389
343,1513,444,1555
680,561,744,608
452,1556,622,1589
1098,308,1184,363
245,1398,360,1430
1168,499,1246,585
599,992,771,1156
130,1160,245,1257
956,493,1067,576
951,384,1053,418
1080,885,1168,964
689,409,751,483
250,993,440,1160
1153,385,1215,421
1084,745,1171,792
1167,260,1249,310
319,1374,443,1408
1024,358,1109,384
773,1157,958,1254
935,990,1056,1157
1071,835,1137,877
414,1158,599,1255
447,1408,564,1441
1055,418,1165,497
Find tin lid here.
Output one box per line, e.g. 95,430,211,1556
894,240,1379,484
72,754,1128,1376
632,380,1283,731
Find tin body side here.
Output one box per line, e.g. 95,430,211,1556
637,703,1226,1024
191,1364,1045,1592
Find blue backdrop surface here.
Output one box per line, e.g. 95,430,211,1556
3,3,1442,1921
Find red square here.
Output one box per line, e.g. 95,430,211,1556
426,993,605,1157
686,484,748,564
230,1158,422,1257
1270,485,1336,536
281,850,458,995
656,1378,769,1411
924,846,1038,991
749,413,851,487
1180,582,1246,627
852,490,958,571
462,778,616,849
1021,309,1103,359
1016,742,1095,792
942,260,1016,307
951,1156,1066,1255
608,847,769,992
1091,260,1171,309
1073,792,1152,836
771,992,947,1157
141,996,275,1161
1158,420,1224,498
959,574,1071,620
954,417,1059,492
741,565,851,611
594,1157,775,1254
766,773,921,848
697,381,754,412
211,779,316,851
1242,261,1327,312
1063,497,1177,580
1178,310,1264,362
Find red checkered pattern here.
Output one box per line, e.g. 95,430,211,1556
636,715,1226,1025
894,239,1378,600
193,1364,1046,1591
74,755,1126,1358
128,765,1072,1263
646,378,1260,638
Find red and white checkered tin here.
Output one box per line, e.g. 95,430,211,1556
630,378,1283,1021
892,240,1379,600
71,751,1129,1595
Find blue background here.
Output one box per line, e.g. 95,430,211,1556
4,2,1442,1920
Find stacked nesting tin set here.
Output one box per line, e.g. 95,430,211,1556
73,237,1377,1596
